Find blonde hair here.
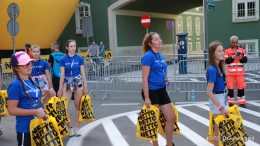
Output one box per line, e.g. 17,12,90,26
142,32,157,55
31,45,40,59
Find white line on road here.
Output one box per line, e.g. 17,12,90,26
178,122,213,146
175,106,209,126
247,101,260,107
102,119,129,146
66,110,139,146
101,103,140,106
127,113,166,146
238,106,260,118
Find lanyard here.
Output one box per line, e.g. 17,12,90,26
33,59,41,78
21,78,39,100
67,55,75,76
151,50,166,77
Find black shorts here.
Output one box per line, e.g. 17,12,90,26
141,87,171,105
17,132,31,146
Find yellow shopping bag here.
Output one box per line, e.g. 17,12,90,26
206,110,215,144
60,97,70,124
215,114,246,146
44,97,69,138
136,105,159,141
228,105,249,142
78,95,96,122
0,90,9,117
158,103,180,135
206,105,249,145
30,116,64,146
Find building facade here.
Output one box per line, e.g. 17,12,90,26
208,0,259,58
58,0,204,56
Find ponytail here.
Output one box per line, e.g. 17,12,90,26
142,32,157,55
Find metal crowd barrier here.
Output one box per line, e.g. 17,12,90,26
1,53,260,99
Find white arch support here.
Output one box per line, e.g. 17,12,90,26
108,0,136,52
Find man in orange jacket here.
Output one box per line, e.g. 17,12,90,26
224,36,247,108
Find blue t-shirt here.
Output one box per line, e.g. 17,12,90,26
141,50,167,90
60,54,84,82
7,78,43,133
207,65,225,92
31,59,50,76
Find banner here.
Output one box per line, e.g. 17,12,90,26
0,90,8,117
78,95,96,122
136,105,159,141
30,117,64,146
158,103,180,135
1,51,113,73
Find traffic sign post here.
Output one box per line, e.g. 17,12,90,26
166,21,175,55
7,3,20,53
141,14,151,34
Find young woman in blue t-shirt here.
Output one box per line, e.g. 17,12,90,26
58,39,88,137
206,41,229,146
141,32,176,146
7,51,55,146
31,45,53,96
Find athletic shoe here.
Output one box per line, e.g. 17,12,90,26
239,104,246,108
74,128,81,136
69,128,75,137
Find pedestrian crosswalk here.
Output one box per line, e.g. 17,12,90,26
67,101,260,146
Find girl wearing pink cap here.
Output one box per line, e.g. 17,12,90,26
7,51,56,146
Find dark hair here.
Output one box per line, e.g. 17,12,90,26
65,39,76,54
13,66,42,99
52,42,59,49
206,41,226,78
142,32,157,54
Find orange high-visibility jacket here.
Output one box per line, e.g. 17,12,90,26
224,47,248,76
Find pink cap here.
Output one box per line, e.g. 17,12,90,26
11,51,36,67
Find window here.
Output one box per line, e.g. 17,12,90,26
75,2,91,34
196,42,201,51
177,16,183,33
238,39,258,58
232,0,259,22
187,17,192,35
188,42,192,52
195,17,200,35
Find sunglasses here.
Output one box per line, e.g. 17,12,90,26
21,62,31,69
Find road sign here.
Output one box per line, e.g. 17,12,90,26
7,3,20,19
141,14,151,28
166,21,174,29
207,0,222,2
208,3,215,11
7,19,19,36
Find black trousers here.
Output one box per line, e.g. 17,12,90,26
52,77,60,95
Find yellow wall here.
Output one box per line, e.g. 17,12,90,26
0,0,79,50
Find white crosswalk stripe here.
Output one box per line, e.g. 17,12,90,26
68,101,260,146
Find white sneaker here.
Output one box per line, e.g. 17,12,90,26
74,128,81,136
69,128,75,137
